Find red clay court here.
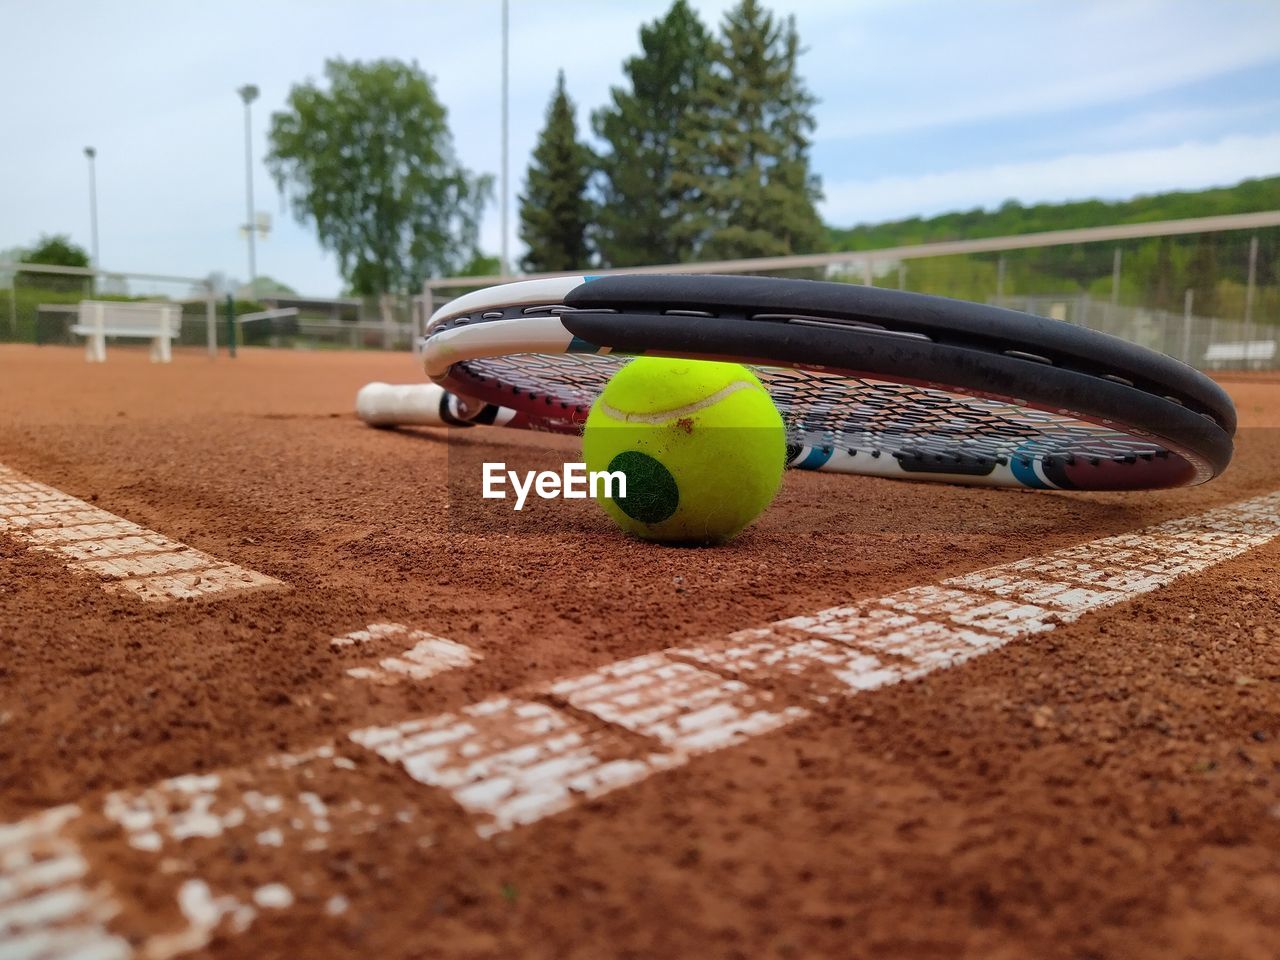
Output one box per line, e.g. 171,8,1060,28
2,343,1279,959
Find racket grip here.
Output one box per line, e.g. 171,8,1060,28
355,382,448,427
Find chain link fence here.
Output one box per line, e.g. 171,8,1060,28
0,264,219,350
421,212,1280,373
5,214,1276,367
838,225,1277,370
0,262,419,353
990,294,1274,371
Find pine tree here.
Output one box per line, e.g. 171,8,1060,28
519,71,594,273
592,1,713,267
674,0,826,261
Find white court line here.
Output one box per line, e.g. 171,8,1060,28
0,746,402,960
674,493,1280,697
351,696,675,838
357,490,1280,832
0,463,282,602
330,624,481,684
350,653,804,837
0,805,129,960
3,491,1279,956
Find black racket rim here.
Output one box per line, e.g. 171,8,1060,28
426,275,1237,489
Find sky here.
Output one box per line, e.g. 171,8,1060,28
2,0,1278,296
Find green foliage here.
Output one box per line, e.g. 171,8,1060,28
14,235,91,292
835,178,1280,320
20,234,90,269
0,282,184,346
673,0,825,261
266,58,492,296
1186,235,1219,317
829,176,1280,250
3,283,85,343
519,72,595,273
458,253,501,277
592,0,713,267
240,275,297,298
230,297,266,315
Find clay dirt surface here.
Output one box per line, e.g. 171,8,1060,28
1,343,1278,960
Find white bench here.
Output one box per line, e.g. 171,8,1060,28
72,301,182,363
1203,339,1277,370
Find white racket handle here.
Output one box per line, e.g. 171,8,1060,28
355,382,448,427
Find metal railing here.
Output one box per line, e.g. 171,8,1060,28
420,211,1280,370
991,294,1276,370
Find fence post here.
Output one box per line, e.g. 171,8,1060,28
225,295,236,359
995,256,1005,301
1244,234,1259,324
1111,247,1122,305
1243,234,1258,369
424,280,440,358
205,284,217,358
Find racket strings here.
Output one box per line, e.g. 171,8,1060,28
457,354,1171,468
767,371,1168,466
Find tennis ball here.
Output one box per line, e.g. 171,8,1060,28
582,357,785,544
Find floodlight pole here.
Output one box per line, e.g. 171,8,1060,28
84,146,99,286
237,84,259,287
500,0,510,278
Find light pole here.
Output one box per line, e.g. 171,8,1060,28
237,84,259,288
83,146,99,276
501,0,509,277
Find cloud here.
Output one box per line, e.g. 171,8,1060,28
810,1,1280,141
2,0,1277,295
821,132,1280,226
1028,99,1280,154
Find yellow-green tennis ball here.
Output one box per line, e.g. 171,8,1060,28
582,357,785,544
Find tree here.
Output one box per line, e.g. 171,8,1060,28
15,235,91,291
19,234,89,269
674,0,825,261
459,253,501,277
519,71,594,273
592,1,713,267
266,58,491,305
239,275,297,299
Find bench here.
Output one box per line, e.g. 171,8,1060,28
1203,339,1277,370
72,301,182,363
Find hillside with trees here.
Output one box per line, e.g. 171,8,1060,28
828,177,1280,250
827,177,1279,321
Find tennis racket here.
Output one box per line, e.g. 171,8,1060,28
362,274,1236,491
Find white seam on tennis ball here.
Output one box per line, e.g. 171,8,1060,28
595,380,759,424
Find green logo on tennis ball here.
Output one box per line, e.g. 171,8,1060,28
607,451,679,524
